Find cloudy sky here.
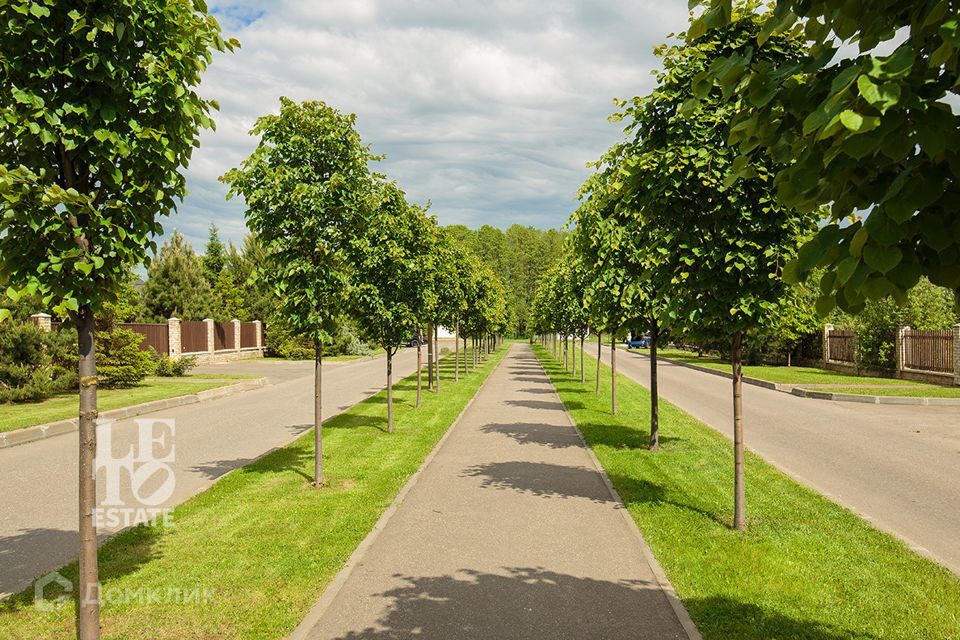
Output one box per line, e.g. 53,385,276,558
169,1,690,250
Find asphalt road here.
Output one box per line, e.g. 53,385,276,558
0,349,423,597
297,344,690,640
590,343,960,575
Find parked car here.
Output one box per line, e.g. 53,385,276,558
407,334,427,347
626,335,651,349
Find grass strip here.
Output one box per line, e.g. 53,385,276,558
0,346,506,639
0,380,238,434
652,348,938,387
534,344,960,640
808,385,960,398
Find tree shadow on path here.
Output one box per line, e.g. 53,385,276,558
461,461,615,504
479,422,583,450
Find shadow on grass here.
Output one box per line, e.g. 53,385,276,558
462,461,615,504
479,422,584,449
322,566,874,640
0,523,164,615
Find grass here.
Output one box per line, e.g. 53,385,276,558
0,346,506,639
808,385,960,398
534,344,960,640
651,347,943,388
0,379,242,434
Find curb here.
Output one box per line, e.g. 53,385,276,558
0,378,267,450
533,348,703,640
288,346,509,640
638,352,960,406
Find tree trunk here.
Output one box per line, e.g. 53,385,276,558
427,322,434,390
416,330,422,408
387,349,394,433
611,335,618,416
564,335,568,371
76,306,100,640
314,342,323,486
580,336,585,383
463,336,468,375
732,330,746,531
435,324,441,395
571,335,576,376
649,319,660,451
455,320,460,382
595,332,602,396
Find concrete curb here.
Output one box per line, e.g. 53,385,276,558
642,352,960,406
533,349,703,640
288,347,508,640
0,378,267,450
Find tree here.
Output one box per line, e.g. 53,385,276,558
142,231,217,321
349,180,434,432
615,12,816,529
202,222,227,284
222,98,376,487
691,0,960,311
0,3,235,635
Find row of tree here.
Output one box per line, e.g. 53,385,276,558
222,97,508,483
532,0,959,533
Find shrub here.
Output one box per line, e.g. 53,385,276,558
0,321,76,403
98,327,154,388
152,352,198,377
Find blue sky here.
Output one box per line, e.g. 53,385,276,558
167,1,690,252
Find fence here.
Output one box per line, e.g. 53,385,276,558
181,321,209,354
823,324,960,385
31,314,263,363
902,328,954,374
826,329,857,364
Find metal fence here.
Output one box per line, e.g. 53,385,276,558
121,323,169,354
213,322,233,351
181,321,208,354
240,322,258,349
904,329,954,373
827,330,857,364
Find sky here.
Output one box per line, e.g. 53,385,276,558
167,1,691,252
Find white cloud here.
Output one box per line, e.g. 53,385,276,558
169,0,690,251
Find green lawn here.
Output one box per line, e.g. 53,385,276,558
808,385,960,398
651,348,941,387
0,380,242,434
535,345,960,640
0,347,505,639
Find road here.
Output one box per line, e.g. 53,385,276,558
0,349,423,597
588,343,960,575
295,343,691,640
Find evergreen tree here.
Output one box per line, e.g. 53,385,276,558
142,231,217,321
203,222,227,283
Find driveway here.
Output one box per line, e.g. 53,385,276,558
592,343,960,575
0,349,422,597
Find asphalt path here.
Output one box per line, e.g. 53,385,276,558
0,349,423,597
589,342,960,575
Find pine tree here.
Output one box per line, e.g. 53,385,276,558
202,222,227,283
142,231,217,321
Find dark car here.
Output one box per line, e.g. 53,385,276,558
407,334,427,347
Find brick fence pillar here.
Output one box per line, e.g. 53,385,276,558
30,313,52,332
203,318,215,355
954,323,960,387
822,323,833,366
896,325,910,378
168,317,182,360
232,319,241,352
254,320,263,352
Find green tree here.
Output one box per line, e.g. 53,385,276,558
202,222,227,283
615,13,816,529
691,0,960,311
142,230,217,321
222,98,376,487
0,3,234,634
349,181,434,431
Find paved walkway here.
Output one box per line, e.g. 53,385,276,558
593,343,960,575
294,343,693,640
0,349,421,597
